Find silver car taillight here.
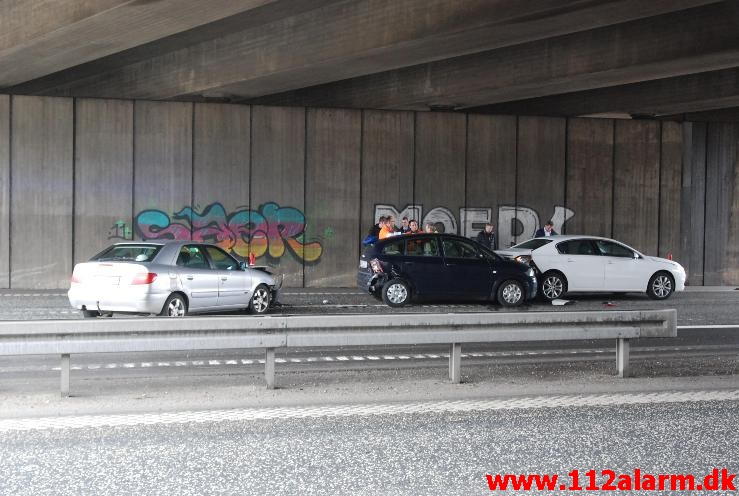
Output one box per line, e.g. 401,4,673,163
130,272,157,285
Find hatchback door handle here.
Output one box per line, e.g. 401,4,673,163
566,258,575,262
186,275,194,280
221,277,228,281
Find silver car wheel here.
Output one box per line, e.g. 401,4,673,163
386,283,408,304
167,298,186,317
543,276,563,299
252,287,270,313
502,282,522,304
652,275,672,298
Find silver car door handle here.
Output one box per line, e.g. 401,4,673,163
566,258,575,262
186,275,194,280
221,277,228,281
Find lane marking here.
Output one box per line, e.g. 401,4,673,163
1,390,737,432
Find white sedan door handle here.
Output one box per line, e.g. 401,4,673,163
186,275,194,280
221,277,228,281
566,258,575,262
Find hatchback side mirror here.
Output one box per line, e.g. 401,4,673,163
239,261,248,270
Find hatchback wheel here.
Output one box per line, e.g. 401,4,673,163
497,280,524,307
249,284,271,314
382,279,410,307
647,272,674,300
541,271,567,301
160,294,187,317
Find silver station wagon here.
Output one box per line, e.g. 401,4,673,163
68,241,280,317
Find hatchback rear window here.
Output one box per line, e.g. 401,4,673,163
91,245,161,262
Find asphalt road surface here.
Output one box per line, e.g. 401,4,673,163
0,287,737,495
1,392,737,495
0,286,738,324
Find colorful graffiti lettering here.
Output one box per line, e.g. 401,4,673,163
131,202,323,263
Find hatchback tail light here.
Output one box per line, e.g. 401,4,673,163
131,272,157,285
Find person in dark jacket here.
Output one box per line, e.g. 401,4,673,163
475,223,497,250
534,220,558,238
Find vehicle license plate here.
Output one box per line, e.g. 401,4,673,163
93,275,120,286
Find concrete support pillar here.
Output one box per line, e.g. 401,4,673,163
616,338,630,378
265,347,275,389
61,353,70,397
449,343,462,383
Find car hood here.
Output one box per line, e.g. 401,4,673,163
495,247,532,259
644,255,684,269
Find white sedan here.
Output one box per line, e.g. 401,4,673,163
496,235,686,301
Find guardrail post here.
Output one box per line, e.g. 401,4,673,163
449,343,462,383
616,338,630,378
265,347,275,389
61,354,71,397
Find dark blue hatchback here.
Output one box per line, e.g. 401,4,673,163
357,233,537,307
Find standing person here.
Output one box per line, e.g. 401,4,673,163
400,216,411,234
534,220,558,238
363,216,385,245
408,219,421,234
379,216,397,239
475,223,497,250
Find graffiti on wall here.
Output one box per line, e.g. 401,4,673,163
109,202,323,263
374,204,575,248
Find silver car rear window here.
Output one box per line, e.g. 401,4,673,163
91,245,162,262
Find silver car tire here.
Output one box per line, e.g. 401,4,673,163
160,294,188,317
249,284,271,314
497,279,524,307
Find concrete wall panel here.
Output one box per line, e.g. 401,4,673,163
0,96,8,287
133,101,193,241
566,118,614,237
74,98,133,264
659,121,683,260
516,116,566,242
465,114,516,244
251,106,306,287
704,123,739,285
304,108,361,287
613,120,660,255
11,96,73,288
680,122,706,286
361,109,415,232
677,122,707,286
192,103,250,263
414,112,466,234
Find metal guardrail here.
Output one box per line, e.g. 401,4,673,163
0,309,677,397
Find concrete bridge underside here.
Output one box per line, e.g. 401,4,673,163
0,1,738,289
